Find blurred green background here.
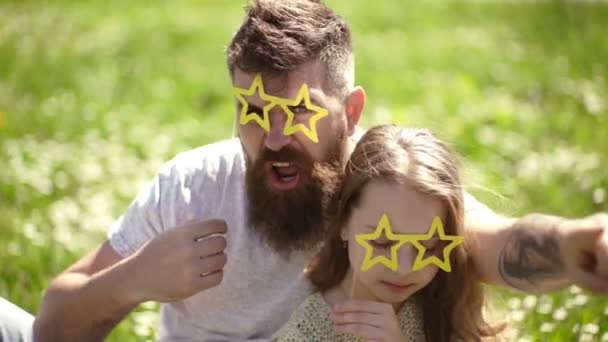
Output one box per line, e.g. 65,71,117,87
1,0,607,340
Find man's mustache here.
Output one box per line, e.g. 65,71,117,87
258,146,312,165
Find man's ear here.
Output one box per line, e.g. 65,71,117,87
345,86,366,137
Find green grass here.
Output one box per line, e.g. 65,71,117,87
1,0,607,340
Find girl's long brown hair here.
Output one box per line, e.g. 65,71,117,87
306,125,504,341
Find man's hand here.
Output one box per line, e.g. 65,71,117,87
331,300,406,342
558,213,608,294
126,219,228,303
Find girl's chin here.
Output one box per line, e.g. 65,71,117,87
352,276,416,304
371,283,416,303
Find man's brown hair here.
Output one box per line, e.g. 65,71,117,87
226,0,354,98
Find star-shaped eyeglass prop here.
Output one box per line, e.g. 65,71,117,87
234,73,272,132
409,216,464,272
355,213,409,272
233,73,328,143
355,213,464,273
277,84,328,143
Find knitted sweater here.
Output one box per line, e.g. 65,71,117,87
277,292,426,341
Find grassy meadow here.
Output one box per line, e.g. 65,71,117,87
1,0,607,340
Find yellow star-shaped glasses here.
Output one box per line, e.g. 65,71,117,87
233,73,328,143
277,84,328,143
355,213,408,272
234,73,272,132
409,216,464,272
355,214,464,273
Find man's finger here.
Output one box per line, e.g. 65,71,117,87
199,252,227,275
197,269,224,289
186,219,227,240
197,235,227,258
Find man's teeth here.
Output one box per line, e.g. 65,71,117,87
272,162,292,167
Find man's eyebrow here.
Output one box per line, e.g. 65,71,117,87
290,94,324,108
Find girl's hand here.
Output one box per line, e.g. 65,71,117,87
331,299,407,342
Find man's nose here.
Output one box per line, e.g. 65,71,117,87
264,110,292,151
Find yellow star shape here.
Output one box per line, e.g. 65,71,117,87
355,213,409,272
278,84,328,143
233,73,329,143
409,216,464,272
234,73,272,132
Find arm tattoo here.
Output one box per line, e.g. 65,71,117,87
498,215,567,292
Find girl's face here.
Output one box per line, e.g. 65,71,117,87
343,180,444,305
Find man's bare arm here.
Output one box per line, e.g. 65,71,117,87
467,207,608,294
33,219,228,342
468,212,571,292
33,241,140,342
497,214,574,292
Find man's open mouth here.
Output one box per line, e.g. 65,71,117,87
266,161,302,190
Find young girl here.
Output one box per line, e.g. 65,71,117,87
278,125,503,341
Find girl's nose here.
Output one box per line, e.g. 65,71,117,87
396,244,417,275
264,110,292,151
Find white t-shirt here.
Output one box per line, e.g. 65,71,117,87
108,138,314,341
107,137,492,341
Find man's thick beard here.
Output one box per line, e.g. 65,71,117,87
245,137,345,257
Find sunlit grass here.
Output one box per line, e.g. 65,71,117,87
1,0,607,341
